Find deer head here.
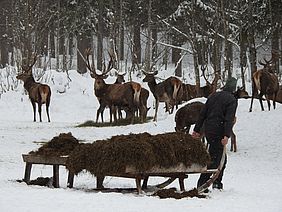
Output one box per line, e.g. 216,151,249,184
258,54,277,73
85,48,113,90
142,69,158,83
17,54,38,81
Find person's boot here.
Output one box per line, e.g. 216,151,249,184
212,182,223,190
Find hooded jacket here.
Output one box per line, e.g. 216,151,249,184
194,91,237,138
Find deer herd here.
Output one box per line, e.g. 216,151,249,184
16,49,281,152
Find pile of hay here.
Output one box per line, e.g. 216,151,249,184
66,132,210,176
29,132,80,157
152,188,206,199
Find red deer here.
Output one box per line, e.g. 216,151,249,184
180,83,197,102
249,57,279,112
116,87,150,123
96,72,125,123
178,66,217,103
142,70,183,121
175,101,204,134
84,48,141,124
16,56,51,122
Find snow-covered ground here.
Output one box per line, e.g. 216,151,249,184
0,70,281,212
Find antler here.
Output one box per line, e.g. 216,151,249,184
29,53,37,69
84,48,97,78
22,53,38,74
201,64,211,85
258,56,273,68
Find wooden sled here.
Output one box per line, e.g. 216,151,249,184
22,146,226,194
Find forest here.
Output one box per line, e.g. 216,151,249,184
0,0,281,92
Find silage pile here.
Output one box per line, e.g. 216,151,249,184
29,132,80,157
66,132,210,176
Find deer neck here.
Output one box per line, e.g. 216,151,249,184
147,79,157,96
94,83,109,98
23,76,36,91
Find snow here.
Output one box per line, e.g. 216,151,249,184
0,69,282,212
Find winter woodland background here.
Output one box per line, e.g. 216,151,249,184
0,1,282,212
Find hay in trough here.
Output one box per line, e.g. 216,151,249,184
29,132,80,157
66,132,210,176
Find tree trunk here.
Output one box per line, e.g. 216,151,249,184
247,28,257,77
0,0,9,67
132,25,141,65
77,35,91,74
174,47,182,77
97,0,104,71
239,30,247,89
152,26,157,60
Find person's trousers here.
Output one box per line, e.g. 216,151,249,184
197,135,227,188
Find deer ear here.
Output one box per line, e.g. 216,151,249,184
27,69,32,75
102,74,108,79
153,70,158,75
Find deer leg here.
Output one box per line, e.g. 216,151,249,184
231,130,237,152
273,93,277,110
249,86,258,112
113,106,118,124
118,106,123,120
46,101,51,122
267,99,271,111
96,105,104,123
154,100,159,121
38,102,42,122
258,93,265,111
109,107,113,124
31,100,36,122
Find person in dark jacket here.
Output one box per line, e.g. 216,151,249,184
192,77,238,191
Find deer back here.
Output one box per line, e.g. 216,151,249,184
175,101,205,132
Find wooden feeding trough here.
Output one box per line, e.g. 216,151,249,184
21,132,223,194
22,154,74,188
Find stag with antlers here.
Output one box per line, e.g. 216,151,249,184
16,55,51,122
84,48,141,124
249,56,279,112
142,70,183,121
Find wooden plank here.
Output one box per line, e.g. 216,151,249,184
22,154,68,165
53,165,60,188
23,162,32,183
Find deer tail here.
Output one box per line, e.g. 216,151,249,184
172,79,181,100
131,83,141,105
253,71,262,91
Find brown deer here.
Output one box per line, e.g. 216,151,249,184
96,72,125,123
142,70,183,121
84,48,141,124
249,57,279,112
178,66,217,103
16,56,51,122
175,101,204,134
